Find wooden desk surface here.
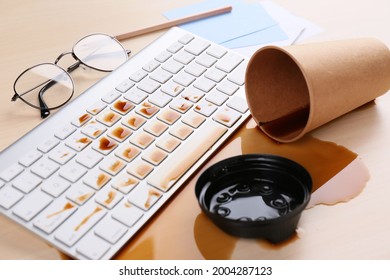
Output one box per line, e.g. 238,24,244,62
0,0,389,259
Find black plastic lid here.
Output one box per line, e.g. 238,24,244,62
195,154,312,243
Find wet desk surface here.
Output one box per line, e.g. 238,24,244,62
0,0,390,259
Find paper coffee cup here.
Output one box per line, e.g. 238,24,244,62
245,38,390,142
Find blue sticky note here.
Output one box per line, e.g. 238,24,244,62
164,0,277,44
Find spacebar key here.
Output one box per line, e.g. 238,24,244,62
147,120,227,191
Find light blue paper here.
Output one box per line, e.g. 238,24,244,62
163,0,278,45
221,23,288,49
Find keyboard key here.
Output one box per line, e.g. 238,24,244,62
181,87,205,103
184,61,206,77
206,90,228,106
227,96,249,113
12,171,42,193
31,158,59,179
162,59,184,74
127,182,162,211
102,90,121,104
149,68,172,84
142,59,160,72
206,45,227,59
196,53,217,68
115,79,135,93
130,131,155,149
194,100,218,117
185,38,210,55
37,137,60,153
174,50,195,65
169,123,193,140
12,190,52,222
216,80,239,96
156,134,181,153
93,137,118,155
107,125,132,142
169,98,193,113
55,203,106,247
77,233,110,259
95,188,122,209
96,109,121,127
157,108,181,125
54,124,77,140
136,102,159,119
160,81,185,97
19,150,43,167
81,120,107,139
111,172,139,194
181,111,206,129
72,113,92,127
41,176,71,197
48,145,76,165
87,100,107,115
115,143,141,162
130,69,148,82
213,107,242,127
0,163,24,182
122,113,146,130
94,217,128,244
193,76,216,92
155,50,172,63
148,91,172,108
76,149,103,169
111,98,135,115
66,183,95,206
148,120,227,191
178,34,194,44
65,133,92,152
33,198,77,234
167,41,183,53
227,61,247,85
112,201,144,227
0,185,24,210
83,170,111,190
126,159,153,179
215,52,244,73
143,120,168,137
173,71,196,87
137,77,160,94
142,147,168,166
99,156,126,176
124,87,148,104
59,162,87,183
205,67,227,83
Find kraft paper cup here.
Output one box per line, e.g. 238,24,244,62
245,38,390,142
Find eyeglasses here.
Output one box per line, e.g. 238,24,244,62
11,33,130,119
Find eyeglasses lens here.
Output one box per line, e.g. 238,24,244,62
73,34,128,72
14,63,73,110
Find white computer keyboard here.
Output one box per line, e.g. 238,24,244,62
0,27,250,259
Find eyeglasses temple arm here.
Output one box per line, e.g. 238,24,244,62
38,61,80,119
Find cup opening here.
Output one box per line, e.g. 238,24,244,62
245,47,311,142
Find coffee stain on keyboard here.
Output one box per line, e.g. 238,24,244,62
126,115,145,129
144,189,161,209
114,100,134,113
99,137,117,151
109,160,124,174
103,112,117,123
78,113,90,124
112,126,131,140
104,191,116,206
46,202,75,218
76,137,91,144
96,173,110,189
76,192,93,204
139,103,159,117
74,206,102,231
